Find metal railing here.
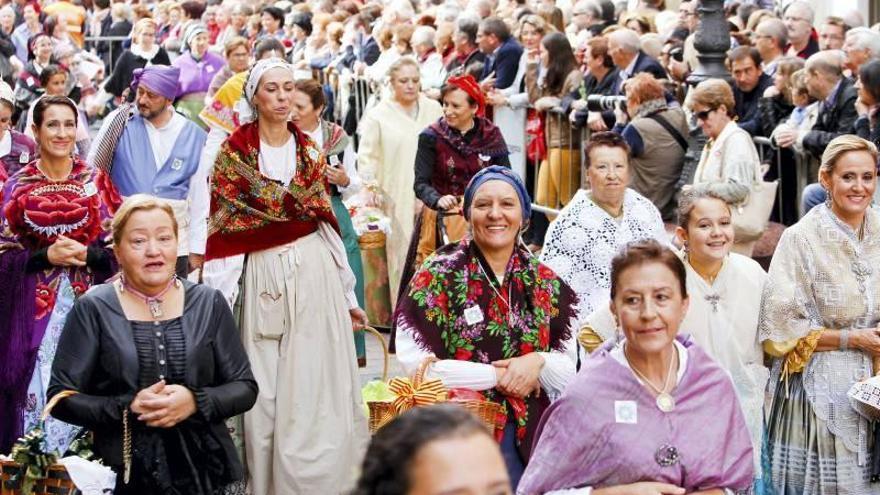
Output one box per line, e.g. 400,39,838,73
84,35,130,75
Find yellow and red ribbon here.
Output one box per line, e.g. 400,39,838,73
388,376,448,414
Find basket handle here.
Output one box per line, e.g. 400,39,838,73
41,390,78,421
415,356,439,388
363,326,390,382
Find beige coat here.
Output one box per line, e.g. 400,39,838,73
357,95,443,305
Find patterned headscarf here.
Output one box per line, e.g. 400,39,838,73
182,23,208,52
463,165,531,222
0,81,13,107
233,57,294,124
446,73,486,117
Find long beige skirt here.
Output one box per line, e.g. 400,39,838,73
240,232,368,495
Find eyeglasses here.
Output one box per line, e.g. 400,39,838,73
694,108,715,121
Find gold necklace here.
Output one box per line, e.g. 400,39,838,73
624,344,678,412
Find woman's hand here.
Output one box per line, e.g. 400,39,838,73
492,353,544,398
436,195,459,211
325,165,351,187
350,307,368,332
486,91,508,107
47,235,87,267
534,96,561,112
587,111,608,132
135,384,198,428
593,482,686,495
763,85,780,98
856,97,870,117
130,380,167,415
852,327,880,356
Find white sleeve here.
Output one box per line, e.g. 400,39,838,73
202,254,245,308
337,141,362,199
395,318,498,390
507,92,531,109
535,332,577,400
317,220,359,309
86,107,119,167
188,126,228,255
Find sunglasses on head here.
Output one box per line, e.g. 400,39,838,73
694,108,715,121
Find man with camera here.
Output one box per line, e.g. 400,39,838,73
612,73,688,222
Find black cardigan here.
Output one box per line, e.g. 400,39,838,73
48,281,257,488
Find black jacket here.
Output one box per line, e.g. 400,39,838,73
612,51,667,94
481,37,524,90
803,77,858,159
735,72,773,136
48,281,257,480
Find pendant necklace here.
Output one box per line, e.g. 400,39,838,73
118,276,179,319
476,259,513,327
625,344,678,412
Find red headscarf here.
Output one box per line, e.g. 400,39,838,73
446,74,486,118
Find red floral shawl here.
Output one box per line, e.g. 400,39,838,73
205,121,339,260
395,238,577,459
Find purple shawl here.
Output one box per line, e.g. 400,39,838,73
517,336,754,494
0,131,37,179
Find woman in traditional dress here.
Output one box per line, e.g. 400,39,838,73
0,96,116,454
291,77,367,366
408,74,510,280
540,132,666,326
395,166,578,489
761,135,880,494
102,18,171,102
48,195,257,494
357,56,442,306
583,185,769,490
13,33,53,118
689,78,763,256
201,58,369,494
519,239,755,495
172,23,224,128
0,80,36,181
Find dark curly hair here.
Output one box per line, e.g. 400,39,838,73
352,405,493,495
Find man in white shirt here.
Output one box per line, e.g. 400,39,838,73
88,65,208,276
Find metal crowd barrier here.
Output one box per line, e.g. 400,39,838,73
535,107,588,214
752,135,813,222
84,35,130,75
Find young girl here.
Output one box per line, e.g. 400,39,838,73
24,65,91,158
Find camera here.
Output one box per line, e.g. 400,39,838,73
586,95,627,113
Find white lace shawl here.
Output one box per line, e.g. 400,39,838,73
540,188,667,325
759,204,880,463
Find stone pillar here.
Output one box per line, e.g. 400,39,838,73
687,0,732,86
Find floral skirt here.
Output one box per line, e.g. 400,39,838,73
766,372,873,494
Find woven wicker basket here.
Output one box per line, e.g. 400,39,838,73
367,357,504,434
1,391,81,495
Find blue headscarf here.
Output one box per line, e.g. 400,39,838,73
463,166,531,222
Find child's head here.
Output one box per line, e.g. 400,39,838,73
789,68,812,108
40,65,68,96
773,56,805,104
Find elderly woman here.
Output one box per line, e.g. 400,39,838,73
358,56,443,307
409,74,510,276
689,78,764,255
103,18,171,101
207,36,249,98
615,72,689,222
583,185,770,491
411,26,447,93
354,405,513,495
395,166,578,489
541,132,666,326
172,23,225,127
0,81,36,179
47,195,256,494
762,135,880,493
201,58,369,493
519,239,754,494
291,77,366,365
527,32,583,211
0,96,116,454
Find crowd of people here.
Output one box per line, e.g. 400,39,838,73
2,0,880,493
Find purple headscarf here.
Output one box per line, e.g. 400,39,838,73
130,65,180,100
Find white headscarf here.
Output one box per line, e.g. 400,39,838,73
233,57,294,124
0,80,13,107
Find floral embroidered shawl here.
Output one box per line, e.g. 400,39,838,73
205,120,339,260
395,238,577,459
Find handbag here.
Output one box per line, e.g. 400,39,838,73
731,163,778,243
525,108,547,162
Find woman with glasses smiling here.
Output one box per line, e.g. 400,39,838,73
689,78,763,256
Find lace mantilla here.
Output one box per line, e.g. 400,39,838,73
540,188,667,324
760,204,880,463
